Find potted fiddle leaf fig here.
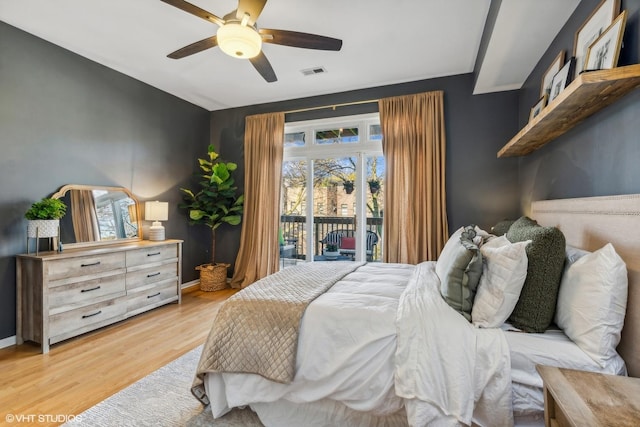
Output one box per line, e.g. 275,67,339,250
25,197,67,238
180,145,244,291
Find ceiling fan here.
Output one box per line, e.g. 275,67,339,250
161,0,343,83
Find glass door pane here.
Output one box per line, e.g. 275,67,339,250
313,157,356,262
365,155,384,262
280,160,307,267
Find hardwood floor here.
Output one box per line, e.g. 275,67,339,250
0,287,236,427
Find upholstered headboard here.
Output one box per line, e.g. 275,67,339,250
531,194,640,377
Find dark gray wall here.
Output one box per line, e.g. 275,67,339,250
517,0,640,210
211,74,521,273
0,22,212,340
0,12,531,342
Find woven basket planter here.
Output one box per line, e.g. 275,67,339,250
196,263,230,292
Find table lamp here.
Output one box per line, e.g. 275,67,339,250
145,201,168,241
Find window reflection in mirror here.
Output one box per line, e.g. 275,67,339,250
56,186,139,246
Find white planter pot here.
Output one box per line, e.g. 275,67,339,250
27,219,60,238
323,250,340,260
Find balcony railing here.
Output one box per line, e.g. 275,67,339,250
280,215,383,261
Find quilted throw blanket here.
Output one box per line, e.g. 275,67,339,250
192,261,364,405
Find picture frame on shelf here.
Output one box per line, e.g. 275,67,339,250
541,51,565,97
529,94,548,122
549,58,575,104
584,10,627,72
573,0,620,78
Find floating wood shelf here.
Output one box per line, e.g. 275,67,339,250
498,64,640,158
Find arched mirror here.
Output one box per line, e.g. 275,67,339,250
51,184,141,248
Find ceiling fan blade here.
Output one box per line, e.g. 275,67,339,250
160,0,224,26
250,51,277,83
259,29,342,51
235,0,267,25
168,36,218,59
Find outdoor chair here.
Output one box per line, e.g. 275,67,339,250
319,230,379,261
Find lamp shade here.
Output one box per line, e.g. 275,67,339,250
145,201,168,241
145,201,168,221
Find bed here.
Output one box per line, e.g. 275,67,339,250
192,194,640,426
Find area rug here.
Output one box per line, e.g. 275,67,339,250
65,345,263,427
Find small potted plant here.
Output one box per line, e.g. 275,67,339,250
324,243,340,260
25,197,67,238
368,179,381,195
343,180,354,194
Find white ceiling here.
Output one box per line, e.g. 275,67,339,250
0,0,580,111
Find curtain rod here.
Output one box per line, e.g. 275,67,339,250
283,98,379,115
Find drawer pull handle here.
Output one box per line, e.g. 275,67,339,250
81,286,101,293
147,292,161,299
82,310,102,319
147,272,161,278
81,261,101,267
147,252,161,257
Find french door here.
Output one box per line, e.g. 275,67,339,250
281,114,383,264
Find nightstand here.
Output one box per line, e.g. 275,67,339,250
536,365,640,426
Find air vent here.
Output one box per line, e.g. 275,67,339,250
301,66,327,76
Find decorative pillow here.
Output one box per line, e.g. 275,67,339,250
340,237,355,250
437,226,484,321
555,243,628,367
472,236,530,328
491,219,515,237
506,216,566,332
565,245,590,265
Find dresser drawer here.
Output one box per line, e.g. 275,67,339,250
126,244,178,267
46,252,126,282
126,262,178,291
49,273,126,314
127,281,178,315
49,297,127,338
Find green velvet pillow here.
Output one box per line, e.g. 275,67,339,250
436,226,483,321
507,216,566,332
491,219,515,236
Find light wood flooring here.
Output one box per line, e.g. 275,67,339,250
0,287,236,427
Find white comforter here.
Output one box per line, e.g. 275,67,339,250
395,262,513,426
204,262,513,426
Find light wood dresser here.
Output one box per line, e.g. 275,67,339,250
536,365,640,426
16,239,182,353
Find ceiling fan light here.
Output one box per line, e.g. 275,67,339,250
217,22,262,59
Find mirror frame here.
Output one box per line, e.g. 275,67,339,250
51,184,142,249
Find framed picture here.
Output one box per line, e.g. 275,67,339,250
549,58,575,103
584,11,627,71
540,51,565,97
573,0,620,78
529,94,548,122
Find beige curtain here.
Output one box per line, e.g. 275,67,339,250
231,112,285,289
379,91,448,264
70,190,100,242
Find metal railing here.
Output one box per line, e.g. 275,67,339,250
280,215,383,261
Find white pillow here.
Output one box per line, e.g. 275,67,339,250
555,243,628,367
472,235,529,328
565,245,590,265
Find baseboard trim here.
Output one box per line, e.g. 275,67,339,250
0,335,16,349
181,279,200,292
180,278,233,293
